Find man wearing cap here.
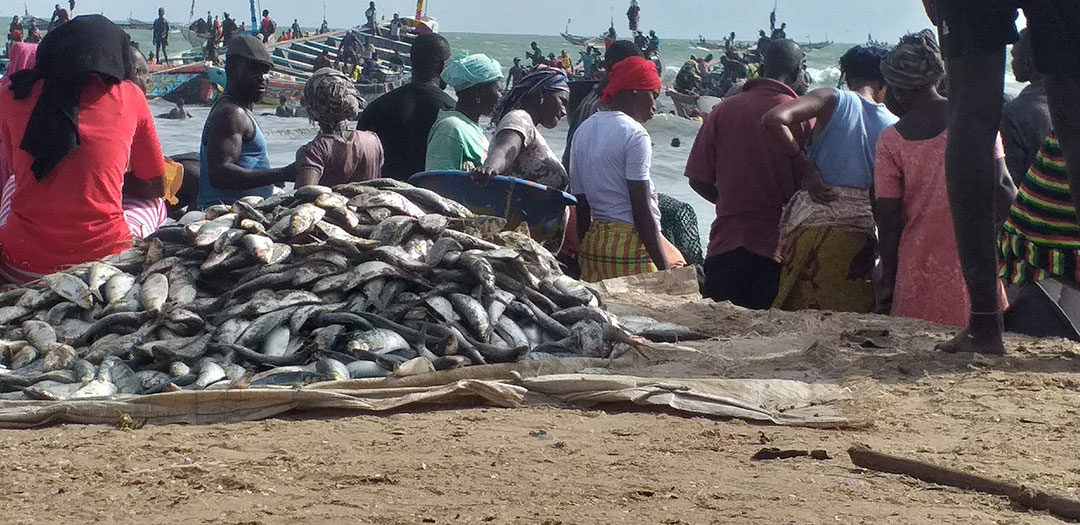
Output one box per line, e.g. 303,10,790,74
198,35,297,208
357,33,454,180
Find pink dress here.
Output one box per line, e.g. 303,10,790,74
874,127,1007,327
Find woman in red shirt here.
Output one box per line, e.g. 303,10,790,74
0,15,165,283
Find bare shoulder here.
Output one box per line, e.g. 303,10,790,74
207,100,254,136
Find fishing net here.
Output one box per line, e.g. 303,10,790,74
658,193,704,266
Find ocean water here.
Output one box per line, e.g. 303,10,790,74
144,32,1027,245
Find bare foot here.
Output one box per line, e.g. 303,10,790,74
937,312,1005,355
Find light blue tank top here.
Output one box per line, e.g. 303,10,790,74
807,89,898,190
198,104,274,209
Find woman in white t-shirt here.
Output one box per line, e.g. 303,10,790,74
569,56,682,282
471,66,570,190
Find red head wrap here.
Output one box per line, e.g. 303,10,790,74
601,56,661,104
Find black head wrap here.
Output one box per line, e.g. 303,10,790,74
8,15,132,181
839,45,889,83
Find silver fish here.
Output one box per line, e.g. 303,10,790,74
140,273,169,313
42,273,94,310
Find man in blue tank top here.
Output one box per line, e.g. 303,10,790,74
198,35,296,208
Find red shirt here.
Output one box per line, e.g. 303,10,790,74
0,77,165,275
684,78,811,262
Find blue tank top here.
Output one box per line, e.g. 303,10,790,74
197,104,274,208
807,89,898,190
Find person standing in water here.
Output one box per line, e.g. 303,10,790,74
506,57,525,89
198,36,297,208
152,8,169,64
527,42,545,67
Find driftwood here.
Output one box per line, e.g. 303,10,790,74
848,444,1080,521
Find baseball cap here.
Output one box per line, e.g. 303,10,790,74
226,34,273,67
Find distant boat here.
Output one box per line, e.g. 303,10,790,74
800,41,833,51
560,32,605,48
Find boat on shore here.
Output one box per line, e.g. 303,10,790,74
149,26,416,106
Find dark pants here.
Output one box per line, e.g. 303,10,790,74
702,249,781,310
154,41,168,63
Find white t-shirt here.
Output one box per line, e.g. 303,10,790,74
569,111,660,225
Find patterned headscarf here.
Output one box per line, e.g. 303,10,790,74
489,65,569,127
302,67,365,128
881,29,945,91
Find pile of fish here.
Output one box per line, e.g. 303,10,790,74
0,179,636,401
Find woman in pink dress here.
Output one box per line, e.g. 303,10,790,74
874,31,1015,334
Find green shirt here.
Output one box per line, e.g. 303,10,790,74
425,110,489,172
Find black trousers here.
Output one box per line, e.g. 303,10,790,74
702,249,781,310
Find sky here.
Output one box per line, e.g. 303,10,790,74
13,0,938,43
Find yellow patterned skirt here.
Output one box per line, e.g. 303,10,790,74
579,220,686,283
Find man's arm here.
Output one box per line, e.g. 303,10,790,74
689,180,717,204
205,105,295,190
574,195,592,243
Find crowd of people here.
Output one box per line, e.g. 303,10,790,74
2,4,1078,356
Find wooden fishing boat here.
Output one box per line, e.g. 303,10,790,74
801,40,833,51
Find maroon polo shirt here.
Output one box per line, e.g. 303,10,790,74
684,78,811,262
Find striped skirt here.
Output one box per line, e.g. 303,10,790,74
999,134,1080,284
579,220,658,282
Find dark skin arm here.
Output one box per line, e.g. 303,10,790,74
993,157,1017,228
296,167,321,187
575,195,592,243
629,181,669,271
689,180,718,204
762,88,838,203
122,172,166,200
873,198,903,315
472,129,524,184
204,103,296,190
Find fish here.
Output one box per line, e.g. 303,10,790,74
261,326,291,357
342,329,411,356
449,293,492,343
314,192,349,210
140,273,169,313
103,272,137,306
315,358,350,381
42,273,94,310
22,320,57,349
349,190,427,217
86,263,122,303
347,360,391,379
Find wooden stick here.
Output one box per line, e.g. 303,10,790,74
848,444,1080,521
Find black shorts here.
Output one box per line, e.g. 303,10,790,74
938,0,1080,79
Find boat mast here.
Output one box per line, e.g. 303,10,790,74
416,0,425,20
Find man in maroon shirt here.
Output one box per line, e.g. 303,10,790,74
684,39,810,309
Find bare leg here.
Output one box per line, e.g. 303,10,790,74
938,49,1007,355
1046,76,1080,222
